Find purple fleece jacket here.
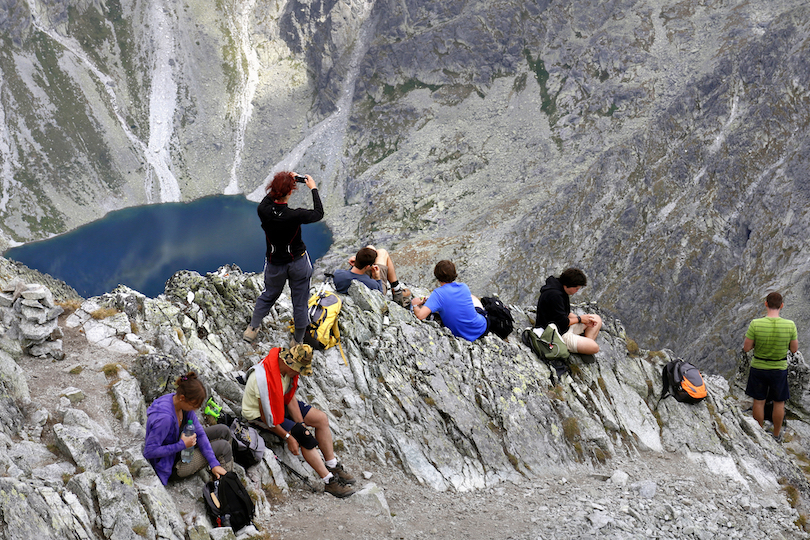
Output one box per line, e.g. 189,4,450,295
143,393,220,485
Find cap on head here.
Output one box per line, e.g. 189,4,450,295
280,344,314,376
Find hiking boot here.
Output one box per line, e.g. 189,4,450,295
772,431,784,444
326,462,356,485
243,326,259,343
324,476,355,498
392,287,412,308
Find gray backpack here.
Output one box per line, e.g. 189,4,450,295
230,417,266,467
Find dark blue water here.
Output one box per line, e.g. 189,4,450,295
3,195,332,298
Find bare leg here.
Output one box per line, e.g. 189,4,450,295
583,314,602,340
576,337,600,355
374,248,398,284
304,407,335,463
752,399,765,427
772,401,785,436
300,447,328,478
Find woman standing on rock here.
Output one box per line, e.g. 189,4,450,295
143,372,232,485
243,171,324,345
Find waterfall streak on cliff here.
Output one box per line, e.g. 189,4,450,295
224,0,259,196
709,95,740,154
28,9,181,204
145,2,181,203
248,0,377,202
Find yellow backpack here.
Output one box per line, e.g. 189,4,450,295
290,285,347,365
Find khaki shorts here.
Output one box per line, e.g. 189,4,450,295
562,323,586,354
376,263,390,295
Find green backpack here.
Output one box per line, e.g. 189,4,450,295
522,323,570,362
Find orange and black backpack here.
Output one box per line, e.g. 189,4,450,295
661,360,707,404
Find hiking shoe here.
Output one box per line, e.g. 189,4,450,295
324,476,355,498
772,432,784,444
392,287,412,308
326,462,356,485
243,326,259,343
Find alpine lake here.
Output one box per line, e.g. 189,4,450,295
3,195,332,298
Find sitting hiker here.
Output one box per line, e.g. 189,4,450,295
411,260,488,341
333,245,411,306
535,267,602,355
241,344,356,498
143,372,233,485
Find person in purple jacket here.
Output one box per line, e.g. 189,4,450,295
143,372,233,485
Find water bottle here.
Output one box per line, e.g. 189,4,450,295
180,419,195,463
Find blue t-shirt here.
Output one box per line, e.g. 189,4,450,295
333,269,383,294
425,282,487,341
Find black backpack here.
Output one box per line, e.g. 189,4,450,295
202,471,255,532
481,296,514,339
660,360,707,404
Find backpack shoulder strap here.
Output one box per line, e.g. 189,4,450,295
659,362,674,402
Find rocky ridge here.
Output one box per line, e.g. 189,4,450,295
2,1,810,374
0,258,810,539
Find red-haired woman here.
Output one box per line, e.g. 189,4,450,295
143,372,233,485
243,172,324,344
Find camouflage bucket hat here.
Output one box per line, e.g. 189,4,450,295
280,344,314,376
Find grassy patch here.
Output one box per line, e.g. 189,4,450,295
91,307,119,320
796,514,809,532
562,417,580,444
58,300,82,314
101,363,120,378
549,385,565,401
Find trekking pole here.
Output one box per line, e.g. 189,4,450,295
273,455,318,492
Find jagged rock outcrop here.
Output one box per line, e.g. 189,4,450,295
0,264,809,538
2,1,810,376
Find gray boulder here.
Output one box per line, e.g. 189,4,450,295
110,372,147,434
96,464,156,540
53,423,105,473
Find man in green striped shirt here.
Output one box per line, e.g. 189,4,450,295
742,291,799,442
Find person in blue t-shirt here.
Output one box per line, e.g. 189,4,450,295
411,260,488,341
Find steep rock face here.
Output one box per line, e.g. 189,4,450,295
2,0,809,372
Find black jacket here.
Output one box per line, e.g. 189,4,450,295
258,189,324,265
534,275,570,332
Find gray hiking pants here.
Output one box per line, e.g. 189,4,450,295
250,254,313,333
173,424,233,479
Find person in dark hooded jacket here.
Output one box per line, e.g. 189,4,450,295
243,171,324,345
535,267,602,355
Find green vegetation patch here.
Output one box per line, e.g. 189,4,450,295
523,49,559,122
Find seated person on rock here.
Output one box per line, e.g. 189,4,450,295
535,267,602,355
333,245,411,307
143,372,233,485
241,344,356,498
411,260,488,342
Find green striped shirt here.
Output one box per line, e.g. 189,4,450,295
746,316,797,370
